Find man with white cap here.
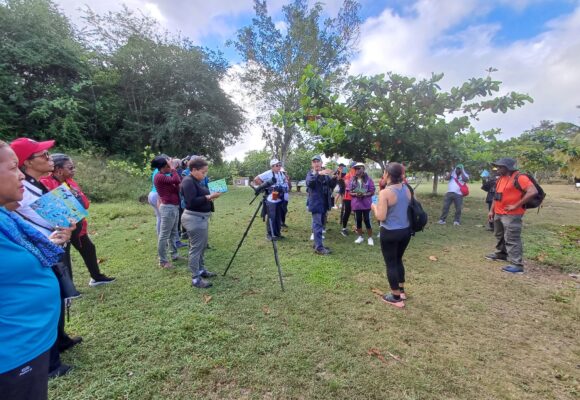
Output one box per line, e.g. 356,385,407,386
254,158,288,240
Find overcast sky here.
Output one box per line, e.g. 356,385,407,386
52,0,580,160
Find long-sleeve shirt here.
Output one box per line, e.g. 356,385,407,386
154,170,181,205
180,175,212,213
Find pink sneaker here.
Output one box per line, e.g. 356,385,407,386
400,292,407,300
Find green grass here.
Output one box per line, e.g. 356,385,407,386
50,184,579,399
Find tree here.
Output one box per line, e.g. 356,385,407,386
297,67,533,193
230,0,361,164
241,149,271,179
81,6,245,160
0,0,90,147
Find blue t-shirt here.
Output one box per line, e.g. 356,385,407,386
0,234,60,373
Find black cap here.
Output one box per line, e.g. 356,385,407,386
150,156,168,170
491,158,518,172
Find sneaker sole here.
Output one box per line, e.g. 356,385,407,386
89,280,115,287
484,256,507,262
380,297,405,308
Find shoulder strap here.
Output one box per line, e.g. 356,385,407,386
513,172,524,193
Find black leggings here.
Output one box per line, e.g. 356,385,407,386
64,230,104,280
380,227,412,290
355,210,372,230
341,200,352,228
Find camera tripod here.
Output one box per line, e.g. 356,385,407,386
223,190,285,291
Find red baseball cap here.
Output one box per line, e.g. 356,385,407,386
10,138,56,167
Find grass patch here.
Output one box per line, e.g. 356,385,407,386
50,185,579,399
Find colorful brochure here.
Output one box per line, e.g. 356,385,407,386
30,184,88,227
208,179,228,193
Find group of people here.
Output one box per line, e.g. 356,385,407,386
1,138,114,400
1,134,540,398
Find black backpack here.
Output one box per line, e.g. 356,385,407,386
513,173,546,209
406,184,428,234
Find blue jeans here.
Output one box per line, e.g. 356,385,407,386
158,204,179,263
311,212,326,251
148,191,161,235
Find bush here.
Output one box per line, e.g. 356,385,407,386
71,154,150,203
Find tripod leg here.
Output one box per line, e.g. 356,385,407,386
223,200,263,276
267,215,285,291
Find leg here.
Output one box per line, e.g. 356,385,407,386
439,192,453,222
312,213,324,251
502,214,524,267
493,214,508,258
380,228,403,291
71,234,103,280
265,201,278,237
168,206,180,258
363,209,373,237
182,212,209,278
395,229,412,287
157,205,174,264
0,350,50,400
342,200,351,228
453,193,463,223
148,191,161,236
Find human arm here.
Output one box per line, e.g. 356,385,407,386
371,188,390,222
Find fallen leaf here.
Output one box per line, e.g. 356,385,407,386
386,352,403,362
135,238,142,242
429,255,438,261
371,288,384,297
367,348,387,364
99,293,105,302
262,305,270,315
97,258,106,264
203,294,212,304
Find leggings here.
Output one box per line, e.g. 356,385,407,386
380,227,411,290
355,209,372,230
341,200,352,228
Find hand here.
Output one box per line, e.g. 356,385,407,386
504,204,518,211
210,192,221,200
319,168,333,175
50,225,74,245
487,211,494,222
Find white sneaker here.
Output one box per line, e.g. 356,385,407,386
322,229,327,234
453,221,460,226
437,220,446,225
377,232,381,238
354,236,364,244
310,233,314,240
367,237,374,246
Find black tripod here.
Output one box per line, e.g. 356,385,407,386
223,191,285,291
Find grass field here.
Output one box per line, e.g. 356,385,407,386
50,184,579,399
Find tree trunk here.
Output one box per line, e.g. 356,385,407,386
432,172,439,194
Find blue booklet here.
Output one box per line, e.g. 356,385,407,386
30,184,88,227
208,179,228,193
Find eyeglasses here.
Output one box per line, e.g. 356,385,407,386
28,151,50,160
274,164,282,167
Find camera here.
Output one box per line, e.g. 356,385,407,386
494,192,503,201
253,177,277,195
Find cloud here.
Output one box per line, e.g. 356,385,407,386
350,0,580,138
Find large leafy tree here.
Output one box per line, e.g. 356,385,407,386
297,68,533,192
81,6,245,160
0,0,89,147
230,0,361,164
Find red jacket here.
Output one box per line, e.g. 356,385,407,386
39,176,90,237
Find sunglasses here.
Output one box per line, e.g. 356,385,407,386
28,150,50,160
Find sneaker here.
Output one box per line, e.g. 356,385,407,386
354,236,364,244
48,364,73,379
437,220,446,225
159,261,174,269
453,221,460,226
310,233,314,241
322,229,327,234
314,247,331,256
502,265,524,274
367,237,374,246
89,276,116,287
381,294,405,308
281,223,289,228
484,253,507,261
175,241,188,249
399,292,407,300
266,234,273,241
58,336,83,353
340,228,348,237
172,255,187,261
377,232,381,238
192,277,212,288
200,269,217,278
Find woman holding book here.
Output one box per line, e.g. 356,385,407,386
0,140,71,398
350,162,375,246
40,153,115,287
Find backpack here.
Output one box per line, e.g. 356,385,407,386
513,173,546,209
406,184,428,234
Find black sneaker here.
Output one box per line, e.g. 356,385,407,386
58,336,83,353
484,253,507,261
48,364,73,379
200,269,217,278
89,276,116,287
315,248,331,256
192,277,212,288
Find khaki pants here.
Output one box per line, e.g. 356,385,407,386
493,214,524,267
